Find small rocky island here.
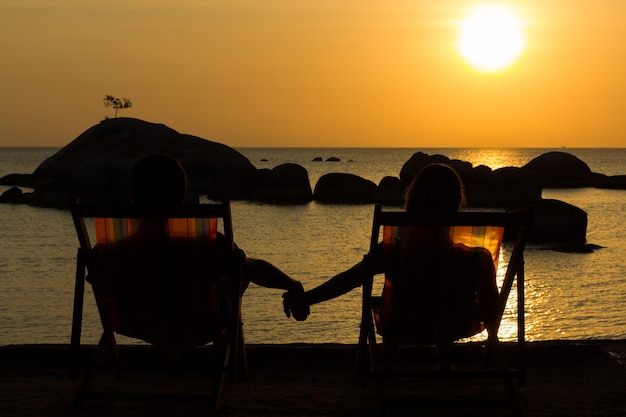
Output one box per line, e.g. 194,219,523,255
2,118,625,250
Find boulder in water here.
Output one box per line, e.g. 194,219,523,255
523,151,594,187
314,173,377,204
251,163,313,204
528,199,588,244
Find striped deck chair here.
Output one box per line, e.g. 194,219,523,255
357,205,533,416
69,200,246,411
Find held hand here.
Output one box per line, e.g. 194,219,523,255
282,283,310,321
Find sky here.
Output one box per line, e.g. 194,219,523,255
1,0,625,148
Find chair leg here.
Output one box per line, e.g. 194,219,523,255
370,335,385,409
73,330,116,406
210,332,233,412
355,321,370,382
359,310,385,413
237,321,248,380
69,257,86,380
225,316,246,381
488,333,521,416
209,314,249,411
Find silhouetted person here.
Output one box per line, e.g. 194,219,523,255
283,163,498,343
130,154,310,321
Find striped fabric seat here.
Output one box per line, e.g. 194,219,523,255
374,224,504,345
91,216,226,347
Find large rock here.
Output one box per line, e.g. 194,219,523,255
375,176,406,206
0,186,23,204
250,163,313,204
314,173,378,204
594,174,626,189
1,118,257,207
528,199,588,244
399,152,469,184
523,151,594,187
465,166,542,209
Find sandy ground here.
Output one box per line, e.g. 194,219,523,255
2,342,626,417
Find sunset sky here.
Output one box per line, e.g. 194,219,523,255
1,0,625,148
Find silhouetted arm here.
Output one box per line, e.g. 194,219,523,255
303,262,365,306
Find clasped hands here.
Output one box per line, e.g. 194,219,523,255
282,282,310,321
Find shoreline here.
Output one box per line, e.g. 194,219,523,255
3,340,626,369
3,340,626,416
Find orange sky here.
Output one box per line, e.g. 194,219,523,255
1,0,625,148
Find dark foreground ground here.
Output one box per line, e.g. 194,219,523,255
2,341,626,417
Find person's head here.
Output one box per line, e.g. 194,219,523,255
130,154,187,206
404,163,464,215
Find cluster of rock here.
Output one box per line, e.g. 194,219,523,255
2,118,624,250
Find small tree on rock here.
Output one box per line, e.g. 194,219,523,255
103,95,132,118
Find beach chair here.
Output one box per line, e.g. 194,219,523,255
357,205,533,416
68,200,247,411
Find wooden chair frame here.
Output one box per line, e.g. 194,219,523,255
68,200,247,411
357,205,533,416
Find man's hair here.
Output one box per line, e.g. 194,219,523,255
130,154,187,206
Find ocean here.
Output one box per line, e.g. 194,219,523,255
1,147,625,346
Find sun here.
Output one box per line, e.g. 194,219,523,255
456,4,526,73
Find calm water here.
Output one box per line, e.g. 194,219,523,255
1,147,625,346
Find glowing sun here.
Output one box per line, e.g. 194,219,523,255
456,4,526,73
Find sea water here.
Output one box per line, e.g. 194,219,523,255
1,147,625,346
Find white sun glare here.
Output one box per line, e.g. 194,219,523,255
457,4,526,73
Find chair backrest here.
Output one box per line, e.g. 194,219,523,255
365,206,532,346
71,201,241,348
